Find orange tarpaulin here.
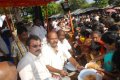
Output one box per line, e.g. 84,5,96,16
0,0,55,7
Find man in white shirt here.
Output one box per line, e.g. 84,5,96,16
30,18,47,45
57,30,74,56
17,35,52,80
42,31,83,80
52,20,58,29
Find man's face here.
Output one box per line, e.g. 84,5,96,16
92,33,100,42
35,19,41,26
48,32,58,48
58,32,65,42
29,39,41,56
19,32,28,41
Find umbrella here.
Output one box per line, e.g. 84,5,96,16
49,13,64,18
106,9,117,13
83,7,99,13
114,7,120,9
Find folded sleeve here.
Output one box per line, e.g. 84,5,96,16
19,65,34,80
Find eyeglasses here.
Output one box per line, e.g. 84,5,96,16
31,45,41,48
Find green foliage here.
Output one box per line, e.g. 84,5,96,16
0,8,4,14
93,0,109,8
22,14,32,22
68,0,88,10
42,2,63,17
40,0,93,16
80,3,92,8
108,0,120,6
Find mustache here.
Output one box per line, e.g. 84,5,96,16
54,41,58,44
35,49,41,52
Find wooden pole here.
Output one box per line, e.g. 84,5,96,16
3,8,24,57
45,5,49,33
69,10,74,33
3,8,12,31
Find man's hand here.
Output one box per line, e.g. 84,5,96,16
76,65,84,72
59,70,68,77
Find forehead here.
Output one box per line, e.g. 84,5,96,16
59,32,65,36
30,39,41,45
48,32,58,39
21,31,28,35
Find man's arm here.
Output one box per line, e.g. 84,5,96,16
68,49,75,56
68,57,84,71
46,65,68,77
19,66,34,80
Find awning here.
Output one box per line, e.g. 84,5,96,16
0,0,56,7
71,9,83,15
106,8,117,13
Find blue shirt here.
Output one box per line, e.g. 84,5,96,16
104,51,114,72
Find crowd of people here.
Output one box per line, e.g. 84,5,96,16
0,11,120,80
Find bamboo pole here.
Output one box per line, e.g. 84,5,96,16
3,8,24,57
45,5,49,33
69,10,74,33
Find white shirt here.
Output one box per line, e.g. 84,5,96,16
95,15,99,21
30,25,47,41
17,52,52,80
52,21,58,29
58,39,72,51
0,35,9,56
41,44,71,70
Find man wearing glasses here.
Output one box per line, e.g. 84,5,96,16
17,35,52,80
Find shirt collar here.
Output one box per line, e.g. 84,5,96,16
28,52,41,60
47,43,59,53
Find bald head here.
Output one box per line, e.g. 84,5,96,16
57,30,65,42
47,31,58,48
57,30,65,35
0,61,17,80
47,31,57,38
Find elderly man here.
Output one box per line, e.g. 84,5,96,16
42,31,83,80
17,35,52,80
57,30,74,56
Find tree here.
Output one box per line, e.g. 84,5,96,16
68,0,89,10
41,0,92,17
42,2,63,17
108,0,120,6
93,0,109,8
